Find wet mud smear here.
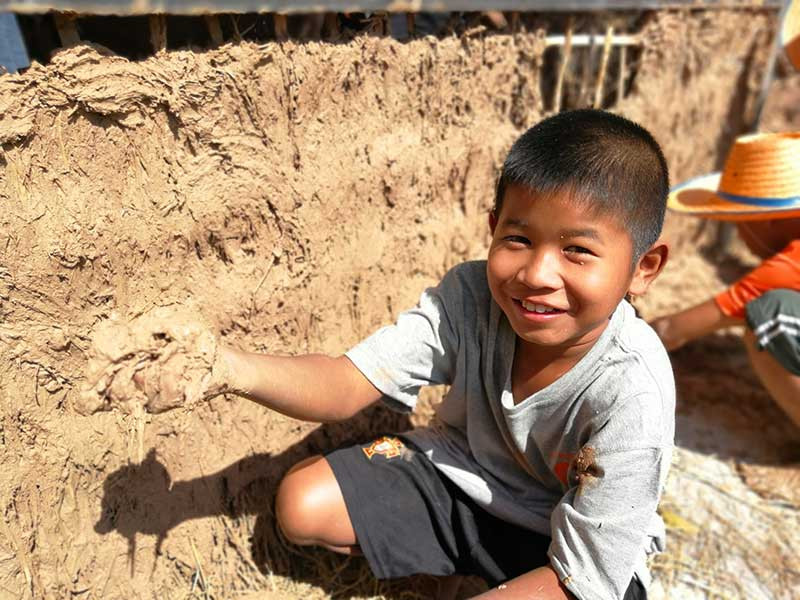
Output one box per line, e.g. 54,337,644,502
573,446,603,490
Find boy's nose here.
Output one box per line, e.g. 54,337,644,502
516,249,561,290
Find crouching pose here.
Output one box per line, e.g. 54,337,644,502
146,110,676,600
651,132,800,428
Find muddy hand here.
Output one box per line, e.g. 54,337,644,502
79,306,226,415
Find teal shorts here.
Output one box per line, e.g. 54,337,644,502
745,289,800,376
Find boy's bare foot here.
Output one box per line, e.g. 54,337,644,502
78,305,227,415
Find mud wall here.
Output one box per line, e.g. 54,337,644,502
0,9,784,599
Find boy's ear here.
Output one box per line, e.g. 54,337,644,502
628,239,669,297
489,210,497,235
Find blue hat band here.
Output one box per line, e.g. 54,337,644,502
717,190,800,208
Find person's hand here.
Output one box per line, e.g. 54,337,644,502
78,306,228,415
649,315,686,352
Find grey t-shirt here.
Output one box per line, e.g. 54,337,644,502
346,260,675,600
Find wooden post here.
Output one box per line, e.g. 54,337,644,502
229,15,242,42
593,25,614,108
553,17,574,113
149,15,167,53
616,44,627,105
323,12,340,38
578,27,596,107
406,13,415,37
53,13,80,47
273,14,288,41
205,15,224,46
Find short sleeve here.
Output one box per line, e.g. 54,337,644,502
345,269,463,412
548,394,673,600
716,241,800,319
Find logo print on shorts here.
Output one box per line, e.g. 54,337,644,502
362,436,405,460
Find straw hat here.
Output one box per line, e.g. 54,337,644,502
667,132,800,221
782,0,800,71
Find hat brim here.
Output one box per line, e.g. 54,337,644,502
667,173,800,222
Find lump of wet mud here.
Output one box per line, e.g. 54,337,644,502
79,305,223,415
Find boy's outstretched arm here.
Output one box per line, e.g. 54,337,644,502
471,566,574,600
212,347,383,422
650,298,739,351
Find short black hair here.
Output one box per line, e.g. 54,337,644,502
494,109,669,260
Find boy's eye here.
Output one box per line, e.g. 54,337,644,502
503,235,530,245
564,245,594,256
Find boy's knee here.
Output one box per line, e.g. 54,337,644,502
275,455,329,546
744,289,800,376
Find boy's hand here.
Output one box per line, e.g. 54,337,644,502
78,306,227,415
650,298,739,353
650,315,685,351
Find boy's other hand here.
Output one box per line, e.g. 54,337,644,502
650,315,685,351
78,305,226,415
650,298,738,353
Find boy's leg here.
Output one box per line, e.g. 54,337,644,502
743,289,800,429
743,329,800,428
275,454,360,554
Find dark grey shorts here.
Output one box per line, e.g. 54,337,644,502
326,434,645,598
745,289,800,375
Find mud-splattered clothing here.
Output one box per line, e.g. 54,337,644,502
346,260,675,600
715,239,800,319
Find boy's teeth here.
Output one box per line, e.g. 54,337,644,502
521,300,557,313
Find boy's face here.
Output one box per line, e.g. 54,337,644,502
487,185,646,352
736,218,800,259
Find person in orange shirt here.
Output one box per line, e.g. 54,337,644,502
651,132,800,427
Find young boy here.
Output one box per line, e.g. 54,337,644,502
650,132,800,428
144,109,674,600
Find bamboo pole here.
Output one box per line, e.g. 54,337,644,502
229,15,242,42
553,17,574,113
593,24,614,107
149,14,167,53
406,13,415,37
53,13,80,46
205,15,224,46
323,12,340,38
616,44,627,105
273,14,288,41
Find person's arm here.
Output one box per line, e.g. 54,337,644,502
212,348,383,422
471,566,574,600
649,298,739,351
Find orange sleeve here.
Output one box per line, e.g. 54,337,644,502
715,240,800,319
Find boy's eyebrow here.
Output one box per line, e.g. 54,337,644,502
500,219,604,242
500,217,529,228
560,228,602,241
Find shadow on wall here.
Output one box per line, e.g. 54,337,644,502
92,404,445,598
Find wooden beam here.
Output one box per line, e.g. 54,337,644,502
204,14,224,46
323,12,340,38
406,13,415,36
273,14,288,41
53,12,80,47
149,14,167,53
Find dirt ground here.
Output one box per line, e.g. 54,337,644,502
1,8,799,599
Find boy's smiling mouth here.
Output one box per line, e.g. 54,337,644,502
513,298,566,317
